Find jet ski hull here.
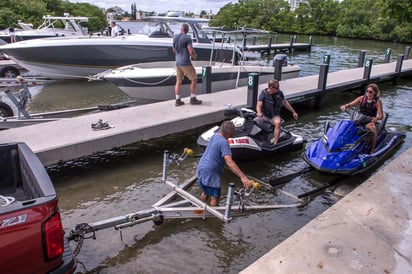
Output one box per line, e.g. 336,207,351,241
303,111,405,175
197,109,306,161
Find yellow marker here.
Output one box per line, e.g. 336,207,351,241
184,148,193,156
250,180,260,190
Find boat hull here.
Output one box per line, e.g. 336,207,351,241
102,64,301,101
0,36,236,79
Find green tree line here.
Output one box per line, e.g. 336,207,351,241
0,0,107,32
1,0,411,42
211,0,412,43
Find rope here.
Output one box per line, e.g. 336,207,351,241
123,71,177,86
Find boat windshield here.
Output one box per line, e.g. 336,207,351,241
194,23,209,40
136,21,202,40
17,22,34,31
137,22,174,38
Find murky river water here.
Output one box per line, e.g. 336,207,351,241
5,35,412,273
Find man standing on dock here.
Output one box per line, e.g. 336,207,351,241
173,23,202,106
256,79,298,144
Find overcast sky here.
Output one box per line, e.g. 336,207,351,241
69,0,238,14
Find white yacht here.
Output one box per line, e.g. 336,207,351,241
0,14,88,43
0,17,238,79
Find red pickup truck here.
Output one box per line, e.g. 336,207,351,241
0,142,76,273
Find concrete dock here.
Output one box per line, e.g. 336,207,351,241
241,146,412,274
0,88,242,166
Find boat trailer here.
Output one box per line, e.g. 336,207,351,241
67,149,306,256
0,76,138,129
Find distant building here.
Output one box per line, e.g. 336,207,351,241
289,0,305,11
167,11,185,17
136,10,156,20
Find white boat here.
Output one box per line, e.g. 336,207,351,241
0,17,239,79
0,14,88,43
96,54,301,101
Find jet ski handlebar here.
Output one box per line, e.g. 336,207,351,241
345,108,372,126
224,107,256,119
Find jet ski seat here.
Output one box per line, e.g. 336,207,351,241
376,112,388,133
254,119,273,133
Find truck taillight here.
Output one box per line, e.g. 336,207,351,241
43,212,64,260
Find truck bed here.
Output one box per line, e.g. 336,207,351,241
0,142,76,273
0,142,56,212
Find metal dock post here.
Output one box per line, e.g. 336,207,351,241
404,46,410,60
315,55,330,109
273,57,283,81
358,50,367,67
363,58,373,80
384,48,392,63
202,66,212,94
247,72,259,110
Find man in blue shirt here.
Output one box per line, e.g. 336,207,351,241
197,121,251,206
173,23,202,106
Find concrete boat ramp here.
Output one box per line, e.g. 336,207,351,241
242,146,412,274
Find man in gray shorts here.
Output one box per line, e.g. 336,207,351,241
172,23,202,106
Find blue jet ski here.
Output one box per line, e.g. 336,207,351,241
197,107,306,161
303,108,405,175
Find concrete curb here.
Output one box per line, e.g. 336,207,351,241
241,147,412,273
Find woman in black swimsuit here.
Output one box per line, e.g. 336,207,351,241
340,83,384,153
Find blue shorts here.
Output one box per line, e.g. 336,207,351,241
197,179,221,198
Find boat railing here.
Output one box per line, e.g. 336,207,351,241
38,14,89,34
208,28,276,67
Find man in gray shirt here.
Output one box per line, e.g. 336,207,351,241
173,23,202,106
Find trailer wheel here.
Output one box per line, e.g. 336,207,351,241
153,214,164,226
0,101,14,117
0,66,20,78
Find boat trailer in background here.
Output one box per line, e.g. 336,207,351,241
67,149,306,256
0,76,138,129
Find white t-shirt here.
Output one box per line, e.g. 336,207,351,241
111,25,119,37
